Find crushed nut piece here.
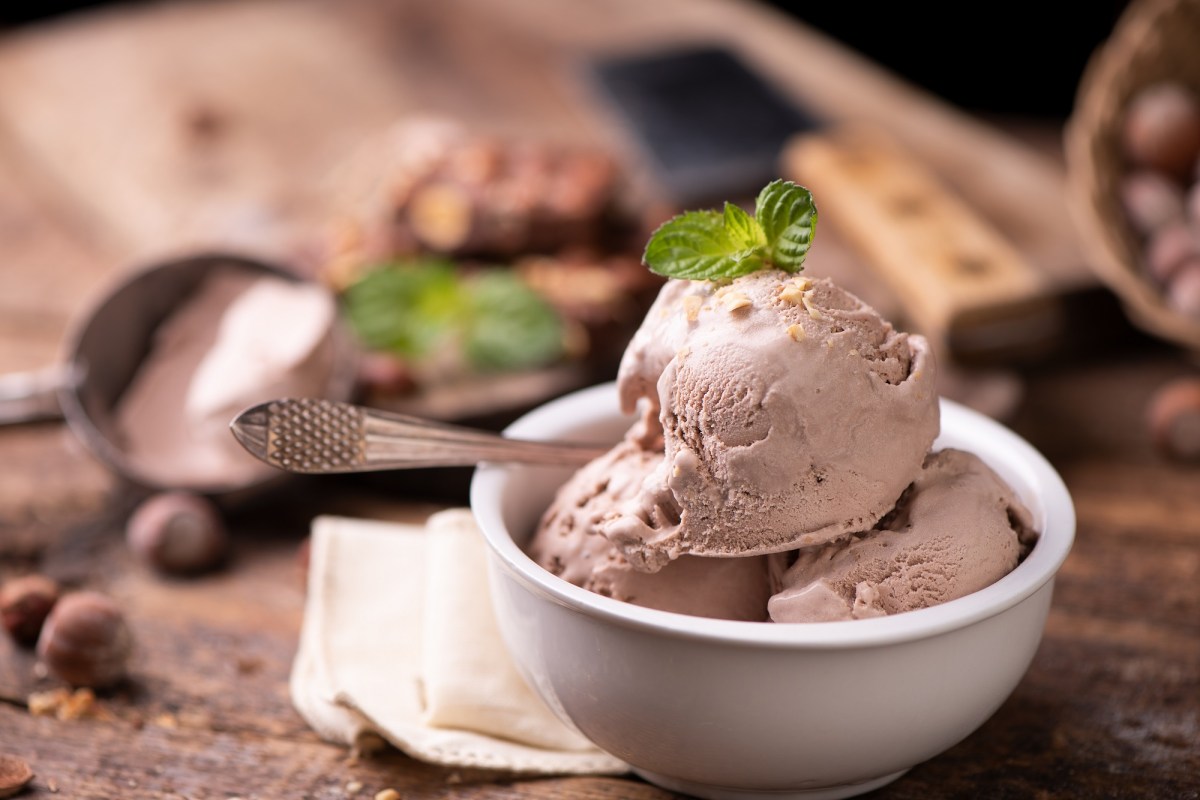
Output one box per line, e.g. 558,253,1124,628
28,688,65,716
849,349,859,357
802,292,824,320
28,688,103,721
683,295,703,322
721,291,751,312
349,732,387,765
407,183,473,251
676,346,690,360
375,790,401,800
153,712,179,729
787,324,806,342
778,284,805,304
345,780,363,795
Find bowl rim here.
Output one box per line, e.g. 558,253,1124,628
470,382,1075,649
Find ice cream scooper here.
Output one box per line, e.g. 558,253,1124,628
0,253,358,496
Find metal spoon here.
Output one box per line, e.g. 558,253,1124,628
0,253,358,496
229,397,608,473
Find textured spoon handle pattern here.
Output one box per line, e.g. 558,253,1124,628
230,398,607,473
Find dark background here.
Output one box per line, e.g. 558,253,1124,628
0,0,1134,120
775,1,1134,120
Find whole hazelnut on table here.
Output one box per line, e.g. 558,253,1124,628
1167,261,1200,317
0,754,34,799
1145,222,1198,284
0,575,59,646
1120,170,1185,236
1123,82,1200,177
37,591,132,689
1147,377,1200,461
126,491,229,575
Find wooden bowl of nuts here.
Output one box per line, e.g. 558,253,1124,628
1065,0,1200,349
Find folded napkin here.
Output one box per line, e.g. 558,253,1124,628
290,508,628,774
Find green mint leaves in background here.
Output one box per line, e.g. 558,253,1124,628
343,260,565,372
643,180,817,280
463,270,565,371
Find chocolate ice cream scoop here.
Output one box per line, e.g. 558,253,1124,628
767,448,1038,623
529,436,783,621
605,271,939,570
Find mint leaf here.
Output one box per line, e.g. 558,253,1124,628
464,270,564,371
643,209,766,280
723,202,765,250
342,260,565,373
755,180,817,272
643,180,817,280
342,261,461,358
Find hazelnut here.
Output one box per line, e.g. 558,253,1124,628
37,591,132,689
1167,261,1200,317
1147,377,1200,461
1120,170,1185,235
1144,223,1198,284
1123,82,1200,177
0,575,59,646
0,754,34,799
126,491,229,575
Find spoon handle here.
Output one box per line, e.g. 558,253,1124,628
229,397,607,473
0,366,67,426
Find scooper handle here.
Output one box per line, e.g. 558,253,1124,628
0,365,68,425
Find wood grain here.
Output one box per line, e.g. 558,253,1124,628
0,1,1196,798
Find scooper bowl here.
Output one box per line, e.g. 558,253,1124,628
0,253,359,498
470,383,1075,800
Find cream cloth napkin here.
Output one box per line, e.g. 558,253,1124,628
290,508,628,775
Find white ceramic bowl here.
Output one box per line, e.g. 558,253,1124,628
470,382,1075,800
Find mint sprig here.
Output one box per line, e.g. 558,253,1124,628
343,260,565,372
643,180,817,280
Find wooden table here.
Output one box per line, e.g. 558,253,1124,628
1,1,1198,798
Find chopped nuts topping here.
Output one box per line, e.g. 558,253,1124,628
787,324,806,341
778,284,805,304
28,687,109,721
683,295,703,322
779,275,813,302
802,292,824,320
720,291,752,312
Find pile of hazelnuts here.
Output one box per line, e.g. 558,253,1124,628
0,579,131,690
0,491,230,689
1118,81,1200,316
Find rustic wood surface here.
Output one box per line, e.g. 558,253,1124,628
0,1,1198,798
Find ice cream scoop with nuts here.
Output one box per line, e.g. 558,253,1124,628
527,180,1039,622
